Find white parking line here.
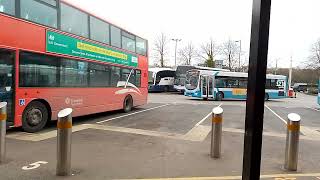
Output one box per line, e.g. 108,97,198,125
265,104,287,124
194,103,223,127
305,105,320,112
96,104,170,124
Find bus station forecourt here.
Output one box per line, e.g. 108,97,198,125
1,0,320,180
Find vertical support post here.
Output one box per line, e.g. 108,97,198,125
284,113,301,171
0,102,7,164
242,0,272,179
56,108,73,176
210,106,223,158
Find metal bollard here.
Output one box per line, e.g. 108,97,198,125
0,102,7,164
56,108,73,176
210,106,223,158
284,113,301,171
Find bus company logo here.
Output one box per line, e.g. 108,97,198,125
65,97,83,106
65,98,71,105
48,35,55,41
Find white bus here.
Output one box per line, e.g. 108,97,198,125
184,70,288,101
148,68,175,92
174,65,229,93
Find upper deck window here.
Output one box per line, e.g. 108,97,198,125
0,0,15,15
61,3,88,38
21,0,57,28
90,16,110,44
136,37,147,56
110,25,121,48
122,31,136,52
39,0,56,6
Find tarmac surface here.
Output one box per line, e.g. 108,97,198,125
1,92,319,180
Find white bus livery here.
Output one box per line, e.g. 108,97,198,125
174,65,229,93
184,70,288,101
148,68,175,92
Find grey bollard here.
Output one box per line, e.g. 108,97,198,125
210,106,223,158
0,102,7,164
284,113,301,171
56,108,73,176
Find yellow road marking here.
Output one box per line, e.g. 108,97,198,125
123,173,320,180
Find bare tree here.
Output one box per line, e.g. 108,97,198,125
154,33,169,67
178,42,195,65
307,39,320,69
221,39,239,71
198,39,219,67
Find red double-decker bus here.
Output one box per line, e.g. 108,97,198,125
0,0,148,132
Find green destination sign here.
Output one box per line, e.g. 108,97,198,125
46,31,138,67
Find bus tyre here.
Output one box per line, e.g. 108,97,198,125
22,101,48,133
123,95,133,113
216,92,223,101
265,93,269,101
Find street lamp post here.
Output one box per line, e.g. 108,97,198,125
235,40,242,71
172,38,182,67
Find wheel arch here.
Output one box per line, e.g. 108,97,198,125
25,99,52,122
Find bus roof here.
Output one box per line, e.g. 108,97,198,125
194,70,287,79
175,65,229,72
194,66,230,72
149,68,175,73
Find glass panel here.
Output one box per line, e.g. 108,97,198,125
121,68,131,82
61,3,88,37
21,0,57,28
122,36,136,52
122,31,135,40
136,37,147,56
39,0,56,6
238,78,248,88
136,70,141,87
0,0,15,15
110,25,121,48
89,63,111,87
19,52,59,87
226,79,238,88
60,58,88,87
0,49,14,123
201,76,207,95
111,66,121,87
90,16,110,44
129,70,136,85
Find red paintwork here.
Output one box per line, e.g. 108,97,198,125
0,14,148,127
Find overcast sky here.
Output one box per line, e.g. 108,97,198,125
66,0,320,68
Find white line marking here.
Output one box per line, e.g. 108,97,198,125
265,104,287,124
195,112,211,127
195,103,223,127
96,104,170,124
305,105,320,112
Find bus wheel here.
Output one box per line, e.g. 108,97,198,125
216,92,224,101
265,93,269,101
123,95,133,113
22,101,48,133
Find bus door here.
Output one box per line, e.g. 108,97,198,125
200,75,214,99
0,49,15,126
